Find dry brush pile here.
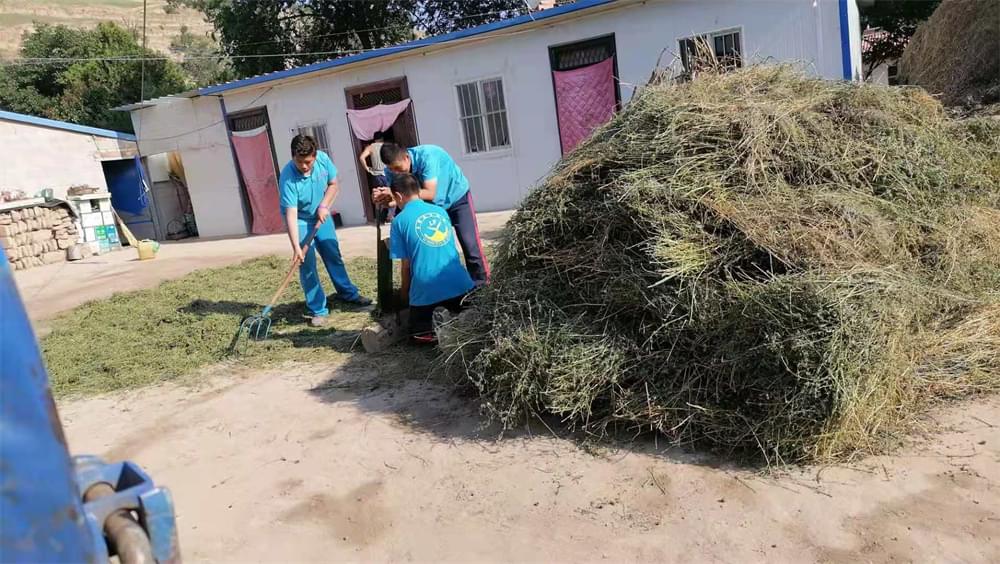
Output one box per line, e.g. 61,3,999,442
441,66,1000,464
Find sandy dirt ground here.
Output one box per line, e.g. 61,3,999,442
59,366,999,563
22,211,999,562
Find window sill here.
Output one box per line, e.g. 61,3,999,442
459,147,514,161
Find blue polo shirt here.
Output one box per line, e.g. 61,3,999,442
389,200,474,307
385,145,469,210
278,150,337,219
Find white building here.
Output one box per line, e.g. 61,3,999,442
121,0,863,239
0,110,197,242
0,110,138,201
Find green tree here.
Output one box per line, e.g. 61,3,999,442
419,0,526,35
0,22,190,132
860,0,941,79
170,25,235,87
168,0,525,78
0,70,48,116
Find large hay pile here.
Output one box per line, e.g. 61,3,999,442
899,0,1000,107
442,66,1000,464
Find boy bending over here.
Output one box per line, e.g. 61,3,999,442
388,173,474,341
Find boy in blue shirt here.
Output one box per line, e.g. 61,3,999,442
278,135,370,327
388,173,474,341
374,144,490,287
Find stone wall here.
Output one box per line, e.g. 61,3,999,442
0,204,82,270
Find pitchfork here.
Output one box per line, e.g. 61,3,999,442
228,223,320,355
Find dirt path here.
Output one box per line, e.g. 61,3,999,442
59,360,999,563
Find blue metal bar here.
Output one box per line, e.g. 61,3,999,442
838,0,853,80
0,109,136,141
0,248,96,562
0,249,181,562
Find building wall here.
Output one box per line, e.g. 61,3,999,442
0,120,136,200
132,0,861,236
146,153,172,183
131,96,248,238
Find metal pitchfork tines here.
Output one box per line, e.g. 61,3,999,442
236,304,275,342
229,224,321,355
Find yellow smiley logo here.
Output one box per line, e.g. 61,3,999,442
415,212,451,247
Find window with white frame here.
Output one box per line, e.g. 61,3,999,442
679,29,743,74
456,77,511,154
293,123,331,154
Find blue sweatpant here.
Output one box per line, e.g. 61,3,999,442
298,218,359,317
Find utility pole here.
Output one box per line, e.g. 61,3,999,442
140,0,148,103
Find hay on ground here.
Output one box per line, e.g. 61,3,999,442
440,66,1000,464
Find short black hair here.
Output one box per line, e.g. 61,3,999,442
380,143,408,165
390,173,421,197
291,134,318,157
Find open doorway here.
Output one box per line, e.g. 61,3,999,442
102,153,200,243
102,156,163,242
145,152,199,240
344,77,419,223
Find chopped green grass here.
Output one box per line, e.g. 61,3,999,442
41,256,387,398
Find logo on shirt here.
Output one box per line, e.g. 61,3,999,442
414,212,451,247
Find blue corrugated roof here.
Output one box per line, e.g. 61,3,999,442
0,110,137,141
192,0,618,97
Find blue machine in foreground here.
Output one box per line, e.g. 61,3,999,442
0,248,180,563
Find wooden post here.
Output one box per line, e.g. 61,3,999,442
376,229,397,314
363,223,410,352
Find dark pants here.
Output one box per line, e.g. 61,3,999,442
447,192,490,286
410,294,466,336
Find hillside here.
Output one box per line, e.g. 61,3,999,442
0,0,212,58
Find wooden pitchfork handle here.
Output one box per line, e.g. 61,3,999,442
262,222,322,315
